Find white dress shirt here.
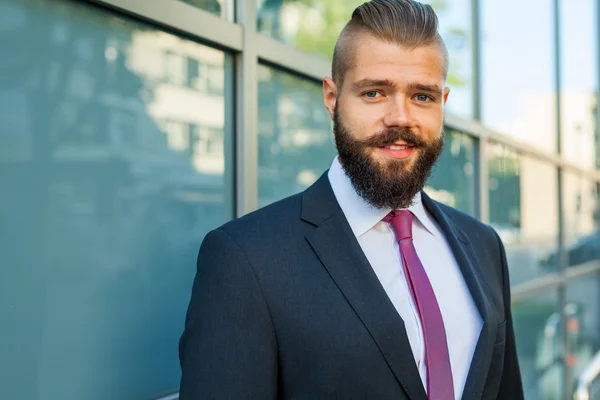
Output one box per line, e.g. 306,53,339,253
328,156,482,400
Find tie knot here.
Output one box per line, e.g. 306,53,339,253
383,210,413,241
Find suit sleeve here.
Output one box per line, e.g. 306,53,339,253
490,226,525,399
178,228,278,400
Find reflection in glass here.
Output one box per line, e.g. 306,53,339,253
562,173,600,270
426,129,476,215
257,0,363,60
559,0,598,168
177,0,234,20
512,290,563,400
0,0,233,399
566,275,600,397
257,0,474,116
421,0,473,117
488,144,559,285
257,65,336,207
480,0,556,152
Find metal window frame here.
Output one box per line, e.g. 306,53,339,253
257,35,331,81
552,0,570,394
511,274,563,303
235,0,259,216
471,0,482,122
470,0,487,223
86,0,243,51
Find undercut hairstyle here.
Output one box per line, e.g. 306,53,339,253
332,0,449,89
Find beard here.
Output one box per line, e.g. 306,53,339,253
333,107,444,210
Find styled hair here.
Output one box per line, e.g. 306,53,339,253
332,0,448,88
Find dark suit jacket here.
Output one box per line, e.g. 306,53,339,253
179,172,524,399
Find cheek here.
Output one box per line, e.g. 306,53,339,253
342,102,382,138
418,110,444,138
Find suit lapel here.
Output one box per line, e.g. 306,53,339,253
421,192,500,400
302,173,427,400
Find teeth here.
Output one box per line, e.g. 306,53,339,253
387,145,408,150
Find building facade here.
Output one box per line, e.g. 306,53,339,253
1,0,599,399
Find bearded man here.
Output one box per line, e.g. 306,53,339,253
179,1,524,399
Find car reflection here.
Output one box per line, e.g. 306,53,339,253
535,303,597,399
539,230,600,269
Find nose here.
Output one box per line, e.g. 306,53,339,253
383,97,412,127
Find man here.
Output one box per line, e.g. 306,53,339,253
179,0,524,399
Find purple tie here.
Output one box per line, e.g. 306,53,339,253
384,210,454,400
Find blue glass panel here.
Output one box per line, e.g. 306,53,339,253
0,0,233,398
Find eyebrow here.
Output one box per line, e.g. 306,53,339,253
351,79,396,92
351,79,443,96
407,83,444,96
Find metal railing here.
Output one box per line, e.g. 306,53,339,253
574,350,600,400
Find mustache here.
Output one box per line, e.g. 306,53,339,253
357,127,428,147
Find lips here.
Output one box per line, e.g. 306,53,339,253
379,141,416,150
383,144,414,151
377,143,416,159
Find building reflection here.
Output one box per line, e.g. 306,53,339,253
0,1,231,398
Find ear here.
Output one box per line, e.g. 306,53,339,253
443,86,450,105
323,77,338,120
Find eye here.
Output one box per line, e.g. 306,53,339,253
363,91,381,99
415,94,433,102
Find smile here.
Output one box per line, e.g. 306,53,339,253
384,144,414,150
377,144,416,159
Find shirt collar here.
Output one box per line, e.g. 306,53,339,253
328,156,437,238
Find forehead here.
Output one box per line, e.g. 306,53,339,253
345,36,446,88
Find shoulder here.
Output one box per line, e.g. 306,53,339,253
196,192,311,281
210,192,305,247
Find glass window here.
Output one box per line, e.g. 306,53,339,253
0,0,233,399
560,0,599,168
562,172,600,270
566,275,600,397
257,65,337,207
177,0,234,20
488,144,559,285
480,0,556,152
512,290,563,400
426,129,476,215
257,0,363,60
422,0,473,117
257,0,474,117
